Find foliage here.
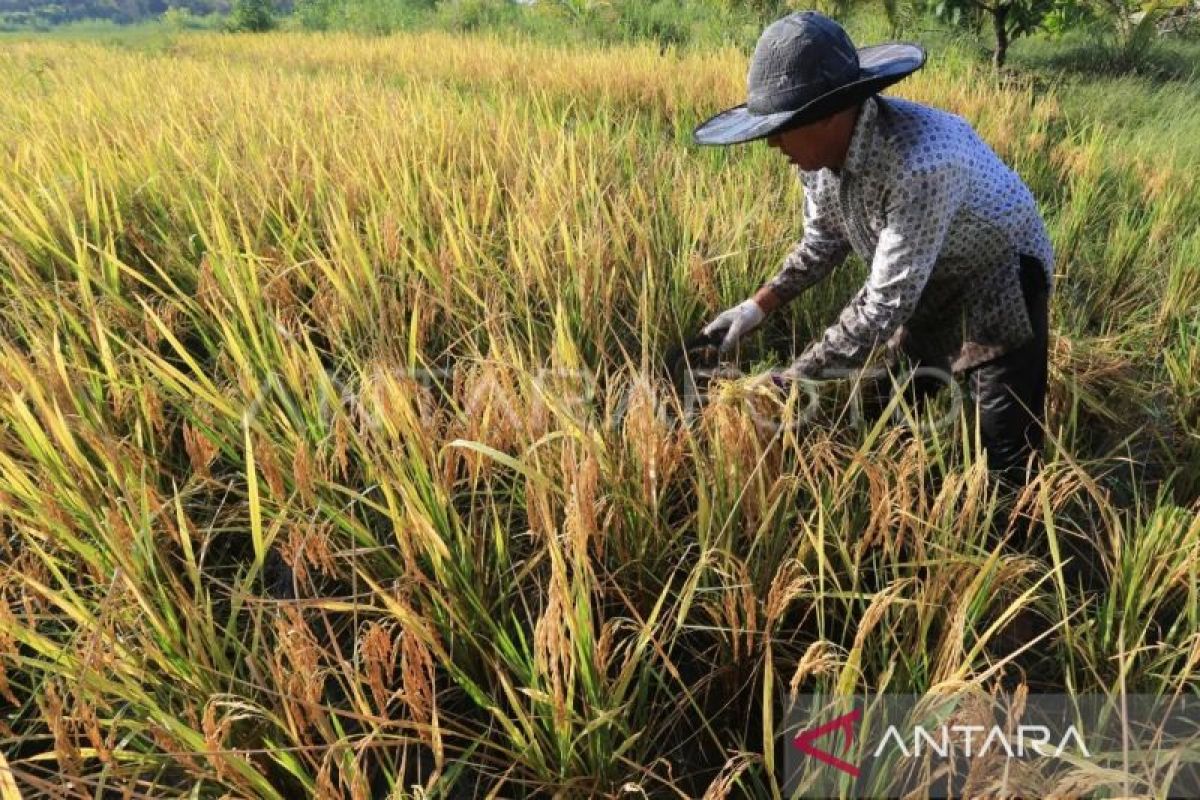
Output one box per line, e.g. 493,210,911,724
162,5,197,29
1081,0,1197,69
432,0,513,32
226,0,275,30
291,0,334,29
1040,0,1097,36
925,0,1060,66
1015,24,1200,75
0,0,230,27
1030,0,1199,72
6,0,1188,69
879,0,924,35
605,0,694,47
344,0,437,33
278,0,773,48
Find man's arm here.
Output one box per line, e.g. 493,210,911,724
784,160,965,379
760,176,853,310
703,174,851,350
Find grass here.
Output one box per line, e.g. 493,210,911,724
0,23,1198,797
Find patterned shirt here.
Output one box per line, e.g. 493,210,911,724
769,95,1054,378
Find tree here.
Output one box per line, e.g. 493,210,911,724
227,0,274,30
928,0,1056,67
293,0,334,29
0,0,231,25
1083,0,1191,69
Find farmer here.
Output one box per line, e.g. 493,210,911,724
695,11,1054,486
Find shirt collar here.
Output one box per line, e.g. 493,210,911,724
837,95,879,178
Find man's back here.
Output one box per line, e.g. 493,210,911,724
874,97,1053,287
795,95,1054,371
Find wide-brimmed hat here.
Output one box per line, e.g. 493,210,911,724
694,11,925,146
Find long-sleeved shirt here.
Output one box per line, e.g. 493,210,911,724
768,95,1054,378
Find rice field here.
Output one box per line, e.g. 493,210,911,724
0,27,1199,797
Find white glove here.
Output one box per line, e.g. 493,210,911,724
702,298,766,353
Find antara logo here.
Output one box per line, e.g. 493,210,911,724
791,708,863,777
791,706,1091,778
873,724,1091,759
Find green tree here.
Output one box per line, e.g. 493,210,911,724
1082,0,1190,69
227,0,274,30
162,5,193,30
928,0,1056,67
293,0,334,29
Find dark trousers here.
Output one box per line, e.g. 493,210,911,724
965,253,1051,488
864,259,1105,590
866,254,1050,487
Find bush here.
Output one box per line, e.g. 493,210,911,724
162,6,193,31
226,0,275,31
292,0,335,30
434,0,516,33
569,0,767,50
343,0,436,35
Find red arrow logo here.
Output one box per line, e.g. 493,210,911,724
791,707,862,777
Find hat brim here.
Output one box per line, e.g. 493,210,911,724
693,42,926,146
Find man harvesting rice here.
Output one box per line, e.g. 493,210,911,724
695,11,1054,486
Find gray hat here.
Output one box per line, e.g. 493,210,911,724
694,11,925,146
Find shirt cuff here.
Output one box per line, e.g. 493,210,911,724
783,346,827,381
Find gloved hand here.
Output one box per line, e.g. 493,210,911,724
745,369,792,396
701,299,766,353
755,369,801,397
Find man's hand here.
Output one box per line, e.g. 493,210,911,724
701,299,766,353
743,369,793,398
765,361,825,394
760,368,806,395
